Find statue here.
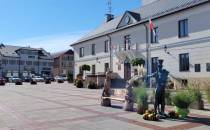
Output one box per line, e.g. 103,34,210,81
101,70,112,107
154,59,169,116
123,80,134,111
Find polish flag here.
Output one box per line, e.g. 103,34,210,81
149,19,156,36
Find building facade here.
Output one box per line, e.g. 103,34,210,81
71,0,210,81
0,44,53,77
52,50,74,76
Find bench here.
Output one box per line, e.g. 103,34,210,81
102,89,126,102
101,96,125,102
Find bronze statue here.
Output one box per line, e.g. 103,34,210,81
154,59,169,115
101,70,112,107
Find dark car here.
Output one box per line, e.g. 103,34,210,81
30,79,37,85
0,77,6,86
15,79,23,85
21,76,32,82
45,78,51,84
44,76,55,82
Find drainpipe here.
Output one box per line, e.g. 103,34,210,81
107,35,113,72
18,56,21,77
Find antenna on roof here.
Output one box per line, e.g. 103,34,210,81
108,0,112,14
106,0,114,22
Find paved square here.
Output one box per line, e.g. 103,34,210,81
0,82,209,130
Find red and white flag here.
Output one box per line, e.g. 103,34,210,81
149,19,156,36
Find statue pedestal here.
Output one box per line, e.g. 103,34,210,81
101,98,111,107
123,82,134,111
123,101,133,111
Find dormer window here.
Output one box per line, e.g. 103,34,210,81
124,16,130,25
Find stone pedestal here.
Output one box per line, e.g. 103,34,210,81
123,82,134,111
101,98,111,107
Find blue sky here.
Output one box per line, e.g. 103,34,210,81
0,0,141,52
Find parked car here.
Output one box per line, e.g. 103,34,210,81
0,77,6,85
32,76,44,82
55,76,65,83
9,76,21,83
45,78,51,84
30,79,37,85
21,76,32,82
59,75,67,81
15,79,23,85
44,76,55,82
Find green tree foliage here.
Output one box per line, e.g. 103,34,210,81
82,64,91,71
131,58,145,66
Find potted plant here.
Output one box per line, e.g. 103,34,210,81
134,87,148,115
88,81,98,89
172,91,194,118
76,79,83,88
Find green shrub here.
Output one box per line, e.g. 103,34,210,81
76,80,83,88
67,72,74,83
131,58,145,66
187,85,202,101
172,91,194,109
206,88,210,103
88,81,98,89
134,87,148,106
165,90,172,105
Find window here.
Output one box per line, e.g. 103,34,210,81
104,63,109,73
179,19,188,38
26,61,32,65
92,65,96,74
152,57,158,73
33,61,38,66
124,35,131,51
91,44,96,55
118,64,121,71
206,63,210,72
79,66,83,74
104,40,109,53
151,27,158,43
28,56,35,59
9,60,16,65
79,47,84,57
195,64,201,72
179,53,189,72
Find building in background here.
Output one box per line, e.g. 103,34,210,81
71,0,210,83
52,49,74,76
0,44,53,77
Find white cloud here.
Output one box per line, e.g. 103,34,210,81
7,31,89,53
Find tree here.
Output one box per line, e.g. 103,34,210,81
67,71,73,83
82,64,90,80
82,64,91,71
131,58,145,66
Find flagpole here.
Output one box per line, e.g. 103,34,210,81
148,18,152,89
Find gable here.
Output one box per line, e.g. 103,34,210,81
117,11,140,29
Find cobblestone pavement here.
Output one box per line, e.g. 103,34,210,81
0,82,209,130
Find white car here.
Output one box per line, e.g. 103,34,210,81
9,76,21,83
32,76,44,82
55,76,65,83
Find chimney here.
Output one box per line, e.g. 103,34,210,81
142,0,159,6
106,14,114,22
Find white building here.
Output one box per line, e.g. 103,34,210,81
71,0,210,82
0,44,53,77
